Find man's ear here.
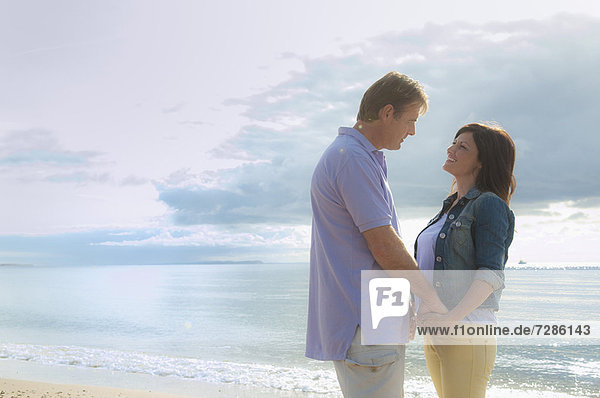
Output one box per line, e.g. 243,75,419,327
378,104,395,121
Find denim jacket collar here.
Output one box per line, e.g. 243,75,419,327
442,186,482,211
464,186,482,200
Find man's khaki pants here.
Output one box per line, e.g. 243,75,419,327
333,326,405,398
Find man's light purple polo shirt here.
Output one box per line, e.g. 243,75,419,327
306,127,401,360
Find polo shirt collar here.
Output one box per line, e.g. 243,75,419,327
338,127,378,153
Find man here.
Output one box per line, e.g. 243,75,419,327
306,71,447,397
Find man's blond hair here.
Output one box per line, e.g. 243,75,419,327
357,72,428,122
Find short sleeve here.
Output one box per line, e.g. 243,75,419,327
335,152,392,233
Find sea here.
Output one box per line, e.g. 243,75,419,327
0,263,598,397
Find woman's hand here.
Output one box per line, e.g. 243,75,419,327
419,311,453,326
417,303,458,327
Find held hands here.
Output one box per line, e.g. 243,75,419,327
417,279,494,327
409,287,449,339
418,311,452,326
426,296,448,315
409,298,450,340
416,301,456,327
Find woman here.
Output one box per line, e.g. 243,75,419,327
415,123,516,398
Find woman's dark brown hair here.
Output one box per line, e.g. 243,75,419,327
455,123,516,204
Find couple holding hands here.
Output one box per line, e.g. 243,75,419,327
306,72,516,398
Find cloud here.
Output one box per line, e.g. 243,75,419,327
94,225,310,249
0,225,310,266
157,159,310,225
162,102,186,114
45,172,111,184
155,14,600,226
178,120,214,127
571,197,600,209
120,175,149,186
566,212,587,221
0,129,109,184
0,129,100,165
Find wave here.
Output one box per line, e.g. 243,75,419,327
0,343,339,394
0,343,596,397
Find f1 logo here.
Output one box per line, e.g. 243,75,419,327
369,278,410,329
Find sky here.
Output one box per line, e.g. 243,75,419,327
1,0,600,266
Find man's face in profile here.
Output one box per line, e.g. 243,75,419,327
381,103,420,150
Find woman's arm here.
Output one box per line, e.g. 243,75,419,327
420,279,493,324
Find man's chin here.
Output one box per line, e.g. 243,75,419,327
385,142,403,150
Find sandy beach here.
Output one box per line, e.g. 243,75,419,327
0,377,315,398
0,378,190,398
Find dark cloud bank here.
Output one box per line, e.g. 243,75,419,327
159,14,600,226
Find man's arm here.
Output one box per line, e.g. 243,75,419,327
362,225,418,271
363,225,447,314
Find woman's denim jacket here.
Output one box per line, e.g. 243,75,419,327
414,186,515,311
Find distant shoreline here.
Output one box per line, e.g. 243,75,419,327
0,261,313,268
193,260,264,264
0,263,34,267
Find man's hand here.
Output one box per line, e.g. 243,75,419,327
416,301,452,326
418,311,455,327
421,297,448,316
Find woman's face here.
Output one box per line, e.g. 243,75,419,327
442,132,482,180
